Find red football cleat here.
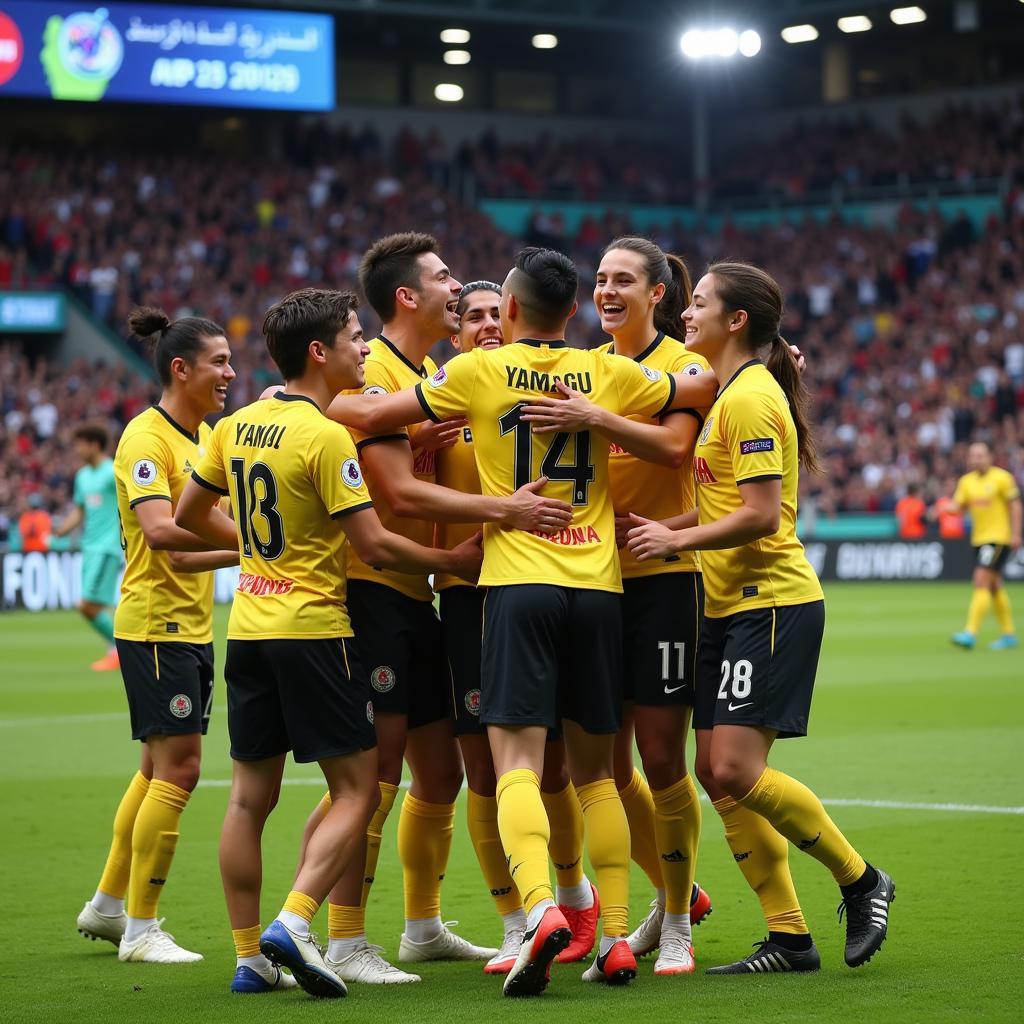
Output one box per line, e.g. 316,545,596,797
555,883,600,963
502,906,572,998
581,938,637,985
691,883,713,927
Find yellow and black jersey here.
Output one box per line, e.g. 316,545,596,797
345,335,438,602
193,393,372,639
599,334,709,578
953,467,1020,546
434,425,480,592
415,340,674,593
113,406,214,643
694,360,823,618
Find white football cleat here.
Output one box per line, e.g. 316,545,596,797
483,927,525,975
118,920,203,963
326,943,421,984
77,900,126,946
654,932,695,975
627,899,664,957
398,921,499,962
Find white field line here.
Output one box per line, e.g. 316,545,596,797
0,711,124,728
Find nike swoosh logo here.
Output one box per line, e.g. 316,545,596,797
727,701,754,711
664,684,686,695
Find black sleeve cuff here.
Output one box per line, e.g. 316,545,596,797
670,407,704,426
128,494,171,509
655,374,677,418
415,383,442,423
355,434,410,452
191,470,229,496
736,474,783,485
330,501,374,520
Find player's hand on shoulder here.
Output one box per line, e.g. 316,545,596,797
520,379,598,434
504,476,573,534
449,530,483,584
789,344,806,372
626,513,684,560
414,416,468,452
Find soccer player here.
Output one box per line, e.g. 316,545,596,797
175,288,483,998
950,441,1021,650
76,307,239,963
325,247,718,998
627,262,895,974
53,423,124,671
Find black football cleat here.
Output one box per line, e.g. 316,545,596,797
838,866,895,967
706,938,821,975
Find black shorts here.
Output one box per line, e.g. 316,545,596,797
481,584,622,735
693,601,825,739
116,639,214,741
622,573,703,707
974,544,1010,573
347,579,450,729
225,638,376,763
440,585,485,736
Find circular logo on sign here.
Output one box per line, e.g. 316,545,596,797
58,9,124,81
169,694,193,719
371,666,396,693
464,688,481,716
366,700,375,724
341,458,363,489
682,361,704,376
0,13,24,87
363,385,388,396
132,459,158,486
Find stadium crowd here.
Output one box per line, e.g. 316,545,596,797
1,111,1023,541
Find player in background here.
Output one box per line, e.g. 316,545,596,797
520,237,714,975
325,247,719,998
950,441,1021,650
76,307,239,964
436,280,598,974
53,423,124,671
296,234,571,985
176,288,482,998
627,262,895,974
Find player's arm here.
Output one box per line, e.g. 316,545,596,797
53,503,84,538
167,548,240,573
339,506,482,584
135,495,231,552
172,477,240,551
358,439,572,532
326,389,426,435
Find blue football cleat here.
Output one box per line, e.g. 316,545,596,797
259,920,346,999
951,631,975,649
988,634,1019,651
231,963,298,993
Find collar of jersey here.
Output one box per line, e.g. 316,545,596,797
519,339,567,349
609,332,664,363
273,392,321,411
378,334,427,378
153,404,199,443
716,358,762,400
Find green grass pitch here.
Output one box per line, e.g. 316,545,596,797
2,582,1022,1023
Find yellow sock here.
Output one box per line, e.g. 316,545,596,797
618,767,664,890
283,889,320,924
540,782,585,887
361,781,398,908
739,767,866,887
496,769,552,914
467,789,522,915
328,903,365,939
397,792,455,921
97,771,150,900
126,778,189,920
577,779,630,937
232,924,261,959
713,795,807,934
651,774,701,915
993,588,1015,635
966,588,992,634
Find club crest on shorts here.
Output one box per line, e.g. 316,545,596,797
169,694,192,718
464,688,481,716
132,459,158,485
341,458,363,488
371,666,396,692
366,701,375,724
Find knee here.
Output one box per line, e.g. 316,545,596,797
708,752,754,800
636,739,683,792
165,754,201,793
377,746,404,787
540,754,570,793
694,752,716,797
465,760,496,797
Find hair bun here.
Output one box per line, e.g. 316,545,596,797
127,306,171,338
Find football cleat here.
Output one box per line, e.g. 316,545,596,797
838,866,896,967
503,906,572,998
91,650,120,672
231,963,298,993
259,920,345,998
117,920,203,963
555,883,600,962
691,883,713,927
326,943,421,984
581,939,637,985
706,938,820,974
654,932,695,976
77,900,126,946
951,631,976,649
628,885,713,958
989,634,1019,651
483,928,525,975
398,922,498,962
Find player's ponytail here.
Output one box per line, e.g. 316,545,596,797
601,237,692,340
707,261,820,474
127,306,224,386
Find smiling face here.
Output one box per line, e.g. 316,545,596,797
454,288,503,353
412,251,463,336
682,273,741,358
323,311,370,392
594,247,664,337
179,333,234,413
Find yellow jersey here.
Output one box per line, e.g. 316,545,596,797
345,336,438,602
193,393,373,639
954,467,1020,546
113,406,214,643
693,360,823,618
599,334,709,578
415,340,674,592
434,425,480,591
